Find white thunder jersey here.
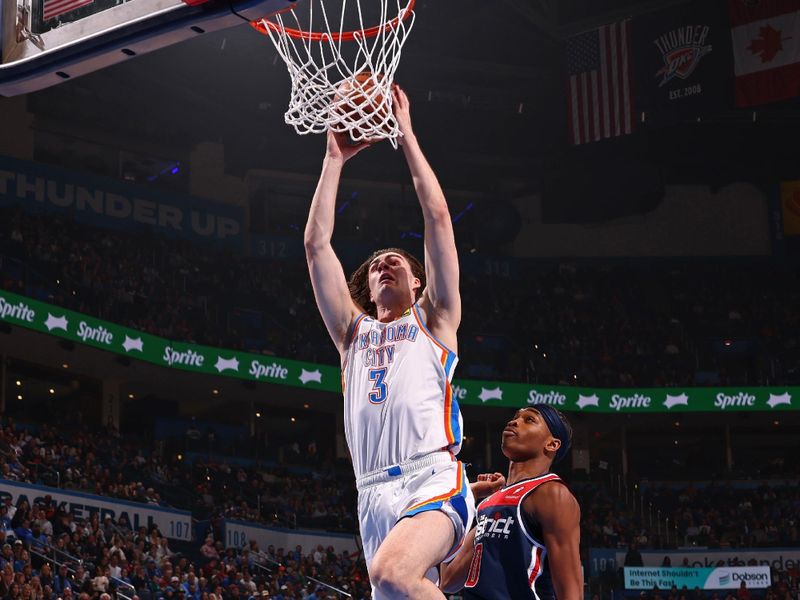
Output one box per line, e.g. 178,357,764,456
342,303,463,479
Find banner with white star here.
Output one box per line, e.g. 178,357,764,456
0,289,337,390
1,288,798,412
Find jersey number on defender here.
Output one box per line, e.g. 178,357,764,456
465,543,483,587
368,368,388,404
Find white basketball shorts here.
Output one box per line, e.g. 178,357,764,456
355,451,475,598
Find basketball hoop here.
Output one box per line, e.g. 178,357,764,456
252,0,416,147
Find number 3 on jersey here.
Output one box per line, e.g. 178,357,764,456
368,368,388,404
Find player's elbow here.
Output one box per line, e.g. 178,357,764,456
425,203,451,224
303,236,327,258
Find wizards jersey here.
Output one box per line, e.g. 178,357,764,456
341,303,462,479
464,473,562,600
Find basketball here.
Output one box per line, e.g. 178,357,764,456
332,71,393,142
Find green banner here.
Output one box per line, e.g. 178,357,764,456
624,566,771,590
0,289,338,392
448,380,796,412
1,288,798,413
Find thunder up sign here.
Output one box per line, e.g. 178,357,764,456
1,288,798,413
0,156,244,245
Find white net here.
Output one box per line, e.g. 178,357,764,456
255,0,416,148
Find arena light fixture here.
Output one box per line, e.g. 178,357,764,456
255,412,262,418
15,380,21,386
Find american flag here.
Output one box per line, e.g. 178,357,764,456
43,0,94,21
566,20,634,145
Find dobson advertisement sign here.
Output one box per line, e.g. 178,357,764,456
624,566,771,590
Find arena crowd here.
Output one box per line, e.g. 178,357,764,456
2,207,799,388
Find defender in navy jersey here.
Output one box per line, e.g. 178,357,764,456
305,86,472,600
440,405,582,600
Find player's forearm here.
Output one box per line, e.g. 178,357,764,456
439,560,469,594
401,134,450,222
305,156,343,253
553,573,583,600
550,547,583,600
439,530,475,593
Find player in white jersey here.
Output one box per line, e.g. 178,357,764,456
304,85,473,599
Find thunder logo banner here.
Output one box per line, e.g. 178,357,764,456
633,1,735,126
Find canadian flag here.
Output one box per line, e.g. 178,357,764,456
729,0,800,107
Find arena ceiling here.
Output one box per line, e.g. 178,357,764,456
15,0,800,194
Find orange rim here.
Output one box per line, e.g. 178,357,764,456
252,0,415,42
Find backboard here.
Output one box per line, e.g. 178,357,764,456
0,0,293,96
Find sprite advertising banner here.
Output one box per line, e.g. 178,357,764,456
624,566,771,590
0,289,337,392
1,288,799,413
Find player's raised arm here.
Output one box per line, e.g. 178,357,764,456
527,482,583,600
393,86,461,348
304,131,371,355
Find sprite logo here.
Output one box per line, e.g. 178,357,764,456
450,385,467,400
527,389,566,405
77,321,113,345
249,360,289,380
0,297,36,323
163,347,204,367
715,392,755,410
610,394,651,411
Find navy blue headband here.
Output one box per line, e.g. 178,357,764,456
528,404,571,464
